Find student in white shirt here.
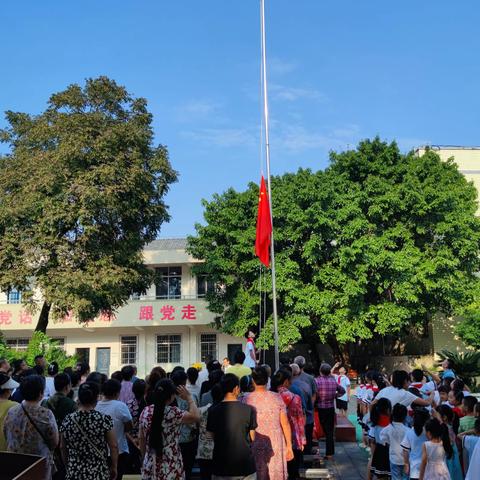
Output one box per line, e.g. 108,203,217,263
333,363,351,417
380,404,408,480
401,409,430,480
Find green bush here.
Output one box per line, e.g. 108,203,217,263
0,331,77,371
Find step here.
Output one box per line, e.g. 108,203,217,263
335,415,356,442
300,467,334,479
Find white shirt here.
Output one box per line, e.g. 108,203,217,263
380,422,409,465
187,382,201,400
244,341,256,368
44,377,56,400
335,375,351,402
466,437,480,480
375,386,418,408
96,399,132,454
401,428,427,479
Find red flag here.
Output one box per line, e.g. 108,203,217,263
255,175,272,267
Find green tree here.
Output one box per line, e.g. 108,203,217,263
188,138,480,353
0,77,177,332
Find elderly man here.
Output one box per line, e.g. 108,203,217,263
315,363,346,460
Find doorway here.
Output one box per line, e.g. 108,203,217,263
96,348,111,376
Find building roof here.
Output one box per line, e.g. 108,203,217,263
144,238,188,251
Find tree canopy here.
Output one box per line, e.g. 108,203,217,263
188,138,480,351
0,77,177,331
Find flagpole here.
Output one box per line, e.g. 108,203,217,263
260,0,280,372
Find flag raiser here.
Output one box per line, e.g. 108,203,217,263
255,175,272,267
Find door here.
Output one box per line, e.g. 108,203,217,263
227,343,243,363
75,348,90,365
96,348,111,376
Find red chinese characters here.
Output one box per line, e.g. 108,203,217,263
19,311,32,325
0,310,12,325
139,305,154,321
181,304,197,320
160,305,175,321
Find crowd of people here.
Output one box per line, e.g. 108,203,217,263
0,350,479,480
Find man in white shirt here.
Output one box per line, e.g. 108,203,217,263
244,330,257,369
96,379,133,480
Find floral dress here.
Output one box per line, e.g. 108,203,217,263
423,441,451,480
278,386,306,451
139,404,185,480
244,390,288,480
60,410,113,480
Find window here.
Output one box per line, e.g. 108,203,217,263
51,337,65,351
155,267,182,299
6,338,29,351
121,336,137,364
75,348,90,365
156,334,181,363
200,333,217,362
197,276,216,298
7,289,21,304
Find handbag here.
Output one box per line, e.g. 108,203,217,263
21,404,64,475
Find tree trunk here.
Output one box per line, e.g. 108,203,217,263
35,302,51,333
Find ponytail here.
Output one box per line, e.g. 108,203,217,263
425,418,453,460
412,408,429,436
148,379,176,456
440,423,454,460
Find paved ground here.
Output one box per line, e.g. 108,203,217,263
325,441,369,480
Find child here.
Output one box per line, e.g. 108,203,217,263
419,418,453,480
447,390,464,419
436,405,463,480
333,363,351,417
438,385,450,405
369,398,392,479
462,418,480,475
379,404,408,480
459,396,478,433
401,409,430,480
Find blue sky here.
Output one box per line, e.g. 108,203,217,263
1,1,480,236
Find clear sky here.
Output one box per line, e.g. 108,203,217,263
1,1,480,237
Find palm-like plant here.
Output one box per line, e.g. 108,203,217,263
438,350,480,389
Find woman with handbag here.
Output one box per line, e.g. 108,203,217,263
60,381,119,480
4,375,59,480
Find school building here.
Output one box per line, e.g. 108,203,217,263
0,238,244,377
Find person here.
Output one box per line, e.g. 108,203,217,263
368,398,392,478
419,418,453,480
200,369,224,407
438,385,450,405
35,354,47,373
96,379,133,480
379,404,408,480
207,373,257,480
462,418,480,475
11,358,28,381
42,372,77,426
401,409,430,480
172,370,198,480
222,357,230,372
60,382,118,480
459,396,478,433
271,368,306,480
145,366,167,405
200,360,222,398
332,362,351,417
44,362,59,400
239,374,255,401
244,366,293,479
138,379,200,479
186,366,201,400
372,370,434,409
0,358,11,374
75,362,90,384
244,330,257,369
0,373,19,451
436,405,463,480
315,363,346,460
126,379,147,474
294,357,317,454
466,438,480,480
196,383,223,480
290,364,313,453
4,375,59,480
447,391,464,419
119,365,136,404
226,351,252,380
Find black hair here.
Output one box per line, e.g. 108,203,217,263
438,385,450,394
210,383,224,404
391,370,409,389
320,363,332,376
69,371,81,388
132,379,147,412
392,403,408,423
412,408,430,436
452,378,465,392
443,358,454,370
463,395,478,413
149,379,177,456
0,373,13,394
240,375,254,393
121,365,135,381
234,350,246,364
20,375,45,401
442,377,453,388
208,369,224,385
411,369,424,383
206,360,221,373
33,365,44,376
78,381,99,405
371,398,392,426
12,359,25,374
186,367,199,385
171,366,185,375
454,391,464,404
251,366,269,386
171,370,188,387
54,373,71,392
220,373,240,394
408,387,422,398
34,355,44,362
437,404,460,434
87,371,107,386
373,372,387,391
271,369,292,392
425,418,453,459
102,379,122,398
111,371,123,382
76,362,90,376
365,370,376,381
47,362,59,376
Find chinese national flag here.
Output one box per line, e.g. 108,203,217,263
255,175,272,267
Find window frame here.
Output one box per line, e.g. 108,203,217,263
155,266,182,300
120,335,138,365
156,334,182,364
199,333,217,362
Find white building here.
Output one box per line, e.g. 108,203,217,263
0,239,243,377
